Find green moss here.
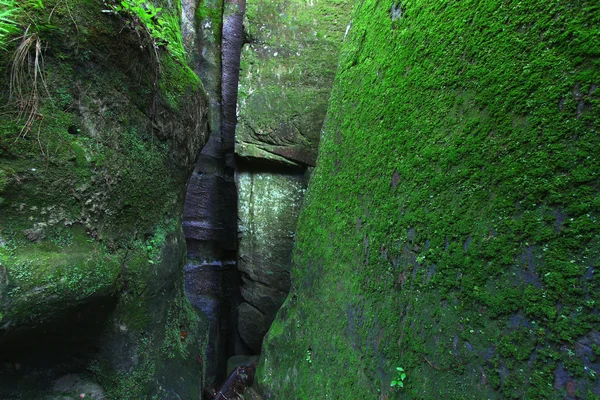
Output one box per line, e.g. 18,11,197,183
100,291,205,400
195,0,223,31
1,225,120,320
158,51,202,111
0,167,8,205
257,0,600,398
99,335,158,400
160,288,203,360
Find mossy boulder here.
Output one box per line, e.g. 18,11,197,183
256,1,600,399
0,0,209,397
236,0,353,167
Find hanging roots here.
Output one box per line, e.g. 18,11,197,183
10,26,47,139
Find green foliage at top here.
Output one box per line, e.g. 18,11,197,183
0,0,18,49
111,0,187,63
0,0,45,50
257,0,600,399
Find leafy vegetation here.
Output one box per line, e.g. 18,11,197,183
0,0,18,49
390,367,406,389
110,0,187,63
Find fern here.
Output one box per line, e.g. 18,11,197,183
0,0,19,50
158,12,186,63
111,0,187,63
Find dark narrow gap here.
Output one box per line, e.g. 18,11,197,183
182,0,304,395
236,157,308,174
182,149,242,386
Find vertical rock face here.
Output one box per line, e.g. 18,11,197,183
0,0,209,398
181,0,241,385
223,0,247,159
182,0,234,262
257,1,600,399
237,171,306,352
235,0,353,353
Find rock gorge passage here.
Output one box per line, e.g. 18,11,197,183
0,1,598,400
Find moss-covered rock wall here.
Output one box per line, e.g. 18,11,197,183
257,0,600,398
0,0,209,397
237,170,306,353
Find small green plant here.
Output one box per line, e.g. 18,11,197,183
0,0,19,50
156,12,186,62
305,349,312,364
112,0,161,34
390,367,406,389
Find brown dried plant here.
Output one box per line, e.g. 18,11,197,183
9,25,47,140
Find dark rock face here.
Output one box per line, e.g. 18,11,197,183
183,158,237,248
237,302,269,353
185,259,239,384
182,0,234,260
181,0,244,386
234,0,353,355
182,148,239,387
0,0,208,397
222,0,247,159
256,1,600,399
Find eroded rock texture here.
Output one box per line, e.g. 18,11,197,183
0,0,208,398
256,1,600,399
235,0,353,353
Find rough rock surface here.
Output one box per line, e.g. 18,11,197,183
236,171,305,353
181,0,242,385
236,0,352,167
256,1,600,399
0,0,208,397
235,0,352,354
182,0,234,259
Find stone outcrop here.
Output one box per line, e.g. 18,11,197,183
0,0,208,397
236,0,351,168
256,1,600,398
235,0,353,355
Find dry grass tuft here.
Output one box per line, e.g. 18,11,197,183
10,26,48,139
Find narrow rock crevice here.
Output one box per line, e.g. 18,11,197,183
182,0,351,394
181,0,248,388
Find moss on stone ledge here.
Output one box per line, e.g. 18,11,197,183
236,0,353,166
